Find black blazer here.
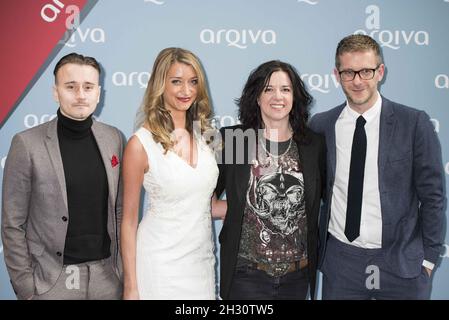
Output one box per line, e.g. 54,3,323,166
215,125,326,299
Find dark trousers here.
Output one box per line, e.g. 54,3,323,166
228,264,309,300
321,234,431,300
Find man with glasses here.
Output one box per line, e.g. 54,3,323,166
309,34,445,299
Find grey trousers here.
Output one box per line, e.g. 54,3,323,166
33,257,122,300
321,234,431,300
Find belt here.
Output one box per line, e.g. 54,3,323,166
250,258,308,275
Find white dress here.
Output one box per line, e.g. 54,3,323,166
134,127,218,300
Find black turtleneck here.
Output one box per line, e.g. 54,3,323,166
57,109,110,264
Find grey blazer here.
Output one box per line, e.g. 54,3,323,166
1,117,124,299
309,96,446,278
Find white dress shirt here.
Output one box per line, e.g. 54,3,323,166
329,92,382,248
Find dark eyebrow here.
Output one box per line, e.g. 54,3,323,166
63,81,97,85
265,84,291,88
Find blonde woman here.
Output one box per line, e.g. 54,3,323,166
121,48,224,300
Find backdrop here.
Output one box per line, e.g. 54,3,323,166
1,0,448,299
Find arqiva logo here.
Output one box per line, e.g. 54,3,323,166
112,71,151,88
441,243,449,258
0,0,88,127
200,29,276,49
297,0,318,5
144,0,165,4
57,4,105,47
430,118,440,133
300,73,340,93
354,5,429,50
435,74,449,89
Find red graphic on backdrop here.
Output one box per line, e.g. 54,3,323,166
0,0,88,127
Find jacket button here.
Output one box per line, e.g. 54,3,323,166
56,252,62,257
62,216,68,222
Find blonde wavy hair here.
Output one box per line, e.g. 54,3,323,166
142,48,212,152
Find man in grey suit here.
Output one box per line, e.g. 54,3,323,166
1,53,123,299
309,35,445,299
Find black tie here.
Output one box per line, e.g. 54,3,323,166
345,115,367,242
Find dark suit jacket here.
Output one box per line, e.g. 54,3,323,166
215,125,326,299
1,118,124,299
309,97,446,278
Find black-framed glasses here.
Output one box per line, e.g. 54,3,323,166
338,65,380,81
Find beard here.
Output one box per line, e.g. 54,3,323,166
342,86,376,109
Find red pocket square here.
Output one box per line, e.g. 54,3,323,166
111,155,119,168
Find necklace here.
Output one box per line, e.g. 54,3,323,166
259,136,293,159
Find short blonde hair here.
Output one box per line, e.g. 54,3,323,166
335,34,383,69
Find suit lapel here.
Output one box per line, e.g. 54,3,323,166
234,164,251,205
91,121,116,208
234,130,254,205
327,104,345,183
378,97,395,171
299,141,316,217
45,118,68,209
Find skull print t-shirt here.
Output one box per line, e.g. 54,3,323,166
237,137,306,277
